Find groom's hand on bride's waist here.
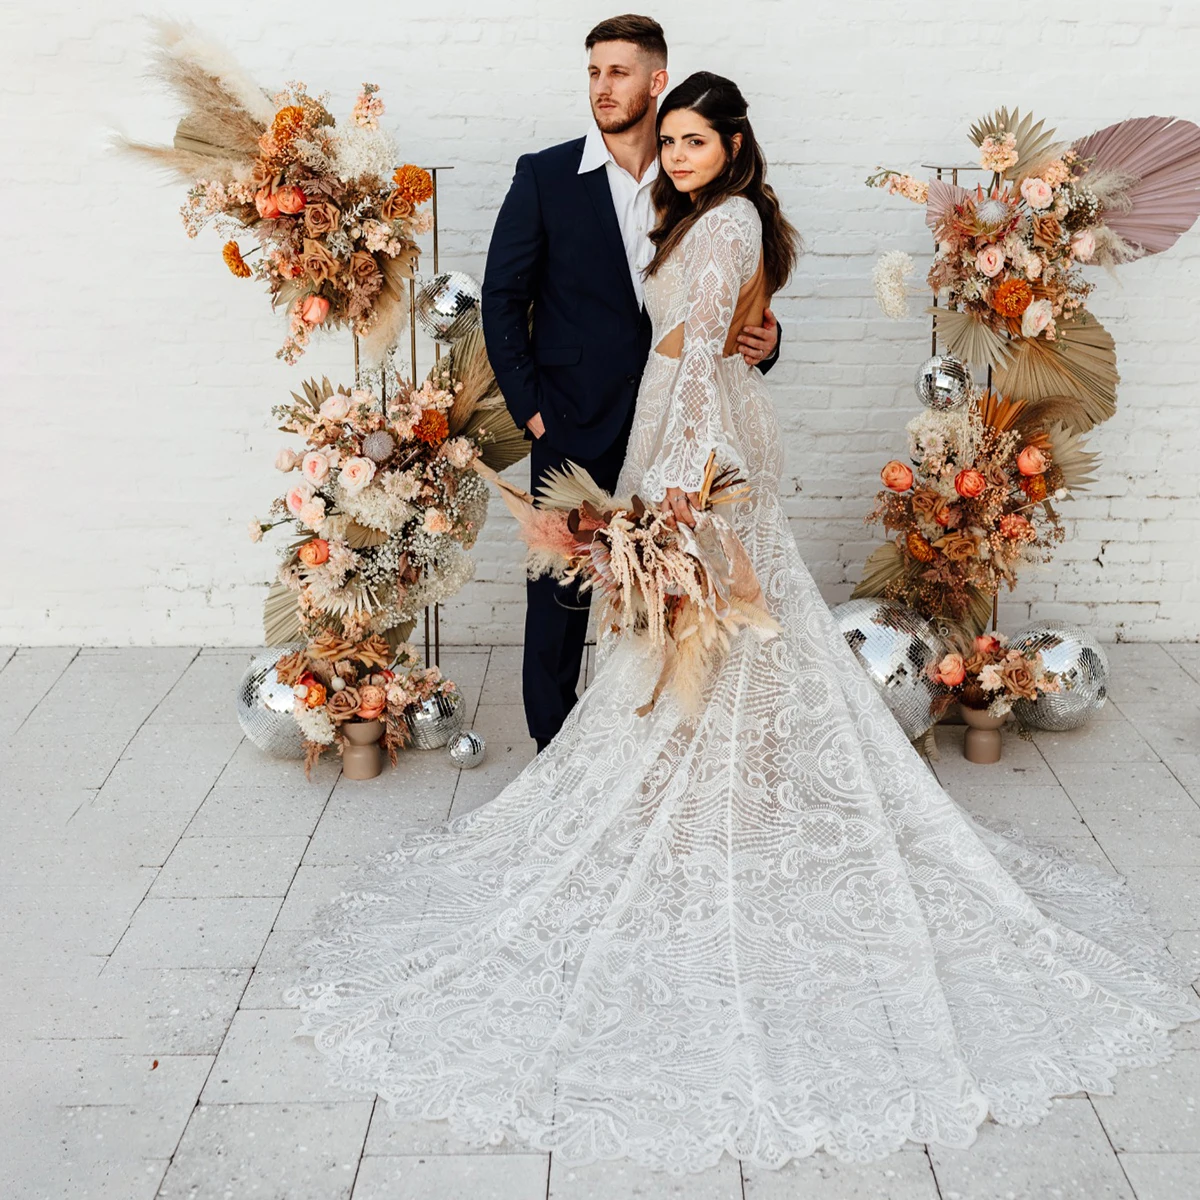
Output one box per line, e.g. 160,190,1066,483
737,307,778,368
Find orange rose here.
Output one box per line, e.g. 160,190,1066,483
275,185,307,214
880,460,914,492
934,653,966,687
304,681,327,708
298,295,330,325
954,468,986,499
974,634,1002,655
932,499,956,527
905,530,936,563
356,684,387,720
254,187,281,219
297,538,330,566
1016,445,1048,476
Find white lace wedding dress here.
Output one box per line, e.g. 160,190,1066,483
284,195,1200,1174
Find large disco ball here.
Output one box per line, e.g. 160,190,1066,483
831,599,950,739
414,272,482,343
1008,622,1110,731
236,645,305,759
914,353,971,411
406,691,466,750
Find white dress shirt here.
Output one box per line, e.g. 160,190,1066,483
578,123,658,308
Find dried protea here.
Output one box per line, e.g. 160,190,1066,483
362,430,396,463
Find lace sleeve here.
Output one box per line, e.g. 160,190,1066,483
639,201,758,503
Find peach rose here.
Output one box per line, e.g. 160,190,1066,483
301,450,331,484
1071,229,1096,261
275,185,306,214
934,653,966,687
275,448,299,472
286,483,314,515
356,684,387,720
975,244,1005,278
298,295,331,325
297,538,330,567
974,634,1002,655
1020,298,1054,338
954,468,986,499
880,460,914,492
1016,444,1048,476
319,393,351,421
1020,176,1054,210
340,456,376,493
254,187,281,219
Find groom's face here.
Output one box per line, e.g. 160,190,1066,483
587,41,665,135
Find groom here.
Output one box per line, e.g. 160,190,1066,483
482,14,781,751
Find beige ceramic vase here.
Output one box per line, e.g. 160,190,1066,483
960,705,1006,764
342,719,385,780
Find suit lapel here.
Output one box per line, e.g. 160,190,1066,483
579,164,641,314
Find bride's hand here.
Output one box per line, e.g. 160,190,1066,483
660,487,700,529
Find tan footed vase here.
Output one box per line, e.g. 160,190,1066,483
960,704,1006,764
342,719,385,780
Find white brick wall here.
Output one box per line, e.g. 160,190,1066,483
3,0,1198,646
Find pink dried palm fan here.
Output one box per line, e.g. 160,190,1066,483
924,179,972,235
1073,116,1200,255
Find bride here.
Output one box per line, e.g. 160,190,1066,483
285,73,1200,1174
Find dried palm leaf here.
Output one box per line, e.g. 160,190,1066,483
924,179,972,235
927,307,1013,372
993,314,1118,427
1012,142,1073,185
533,462,616,512
384,621,417,655
461,403,531,472
962,586,995,636
1044,421,1099,490
263,579,301,646
290,376,337,413
975,388,1025,432
1073,116,1200,255
968,107,1062,180
1015,394,1095,437
344,522,390,549
850,542,906,598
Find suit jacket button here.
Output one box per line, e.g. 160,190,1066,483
626,374,637,384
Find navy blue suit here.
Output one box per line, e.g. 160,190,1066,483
482,137,780,745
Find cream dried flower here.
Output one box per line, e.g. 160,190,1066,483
872,250,916,319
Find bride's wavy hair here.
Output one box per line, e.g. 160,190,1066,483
646,72,801,294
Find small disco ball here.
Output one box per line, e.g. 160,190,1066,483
236,645,305,759
1008,622,1110,731
406,691,466,750
831,599,950,739
915,353,971,411
414,272,482,344
448,730,487,768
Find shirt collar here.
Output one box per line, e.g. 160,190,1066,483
577,124,659,185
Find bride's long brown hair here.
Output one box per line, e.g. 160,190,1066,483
645,72,801,294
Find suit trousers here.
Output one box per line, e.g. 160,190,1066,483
522,412,635,745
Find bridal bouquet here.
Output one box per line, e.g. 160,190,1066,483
273,633,456,774
485,453,780,716
125,21,432,361
931,633,1062,721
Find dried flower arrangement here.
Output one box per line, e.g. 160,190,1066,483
274,634,456,775
932,633,1062,720
123,20,433,362
859,107,1200,629
488,453,779,716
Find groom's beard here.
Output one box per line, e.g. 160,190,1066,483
592,86,652,135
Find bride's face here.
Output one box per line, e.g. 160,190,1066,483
658,110,742,194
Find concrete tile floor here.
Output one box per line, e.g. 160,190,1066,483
2,642,1199,1200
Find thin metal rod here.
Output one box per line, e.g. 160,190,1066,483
423,605,431,667
931,167,942,357
409,277,418,387
432,168,442,366
434,603,441,668
353,334,360,385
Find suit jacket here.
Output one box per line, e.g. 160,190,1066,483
482,136,780,460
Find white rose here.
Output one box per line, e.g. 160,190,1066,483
1020,176,1053,210
1021,298,1054,338
340,456,377,493
319,393,351,421
274,448,299,472
301,450,331,484
1070,229,1096,261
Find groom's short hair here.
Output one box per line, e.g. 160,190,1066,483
585,14,667,65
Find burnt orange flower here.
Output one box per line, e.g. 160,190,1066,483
990,277,1032,317
999,513,1035,541
391,164,434,206
1019,473,1048,501
222,241,252,278
304,681,328,708
270,105,306,148
413,408,450,444
905,530,936,563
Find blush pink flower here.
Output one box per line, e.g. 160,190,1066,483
1020,298,1054,338
975,245,1005,278
1070,229,1096,261
340,456,376,493
286,483,315,515
319,393,351,421
1020,176,1054,210
275,448,299,472
301,450,331,484
298,295,330,325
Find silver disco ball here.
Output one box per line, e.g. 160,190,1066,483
915,353,971,411
831,599,950,739
448,730,487,768
414,272,482,343
1008,622,1110,731
406,691,466,749
236,645,305,759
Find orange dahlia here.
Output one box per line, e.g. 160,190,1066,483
1019,473,1049,502
990,277,1033,317
270,105,306,147
391,163,434,206
905,530,936,563
222,241,252,278
413,408,449,445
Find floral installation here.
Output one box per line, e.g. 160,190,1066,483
856,107,1200,628
489,452,779,717
124,21,435,361
273,634,456,775
932,632,1062,721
